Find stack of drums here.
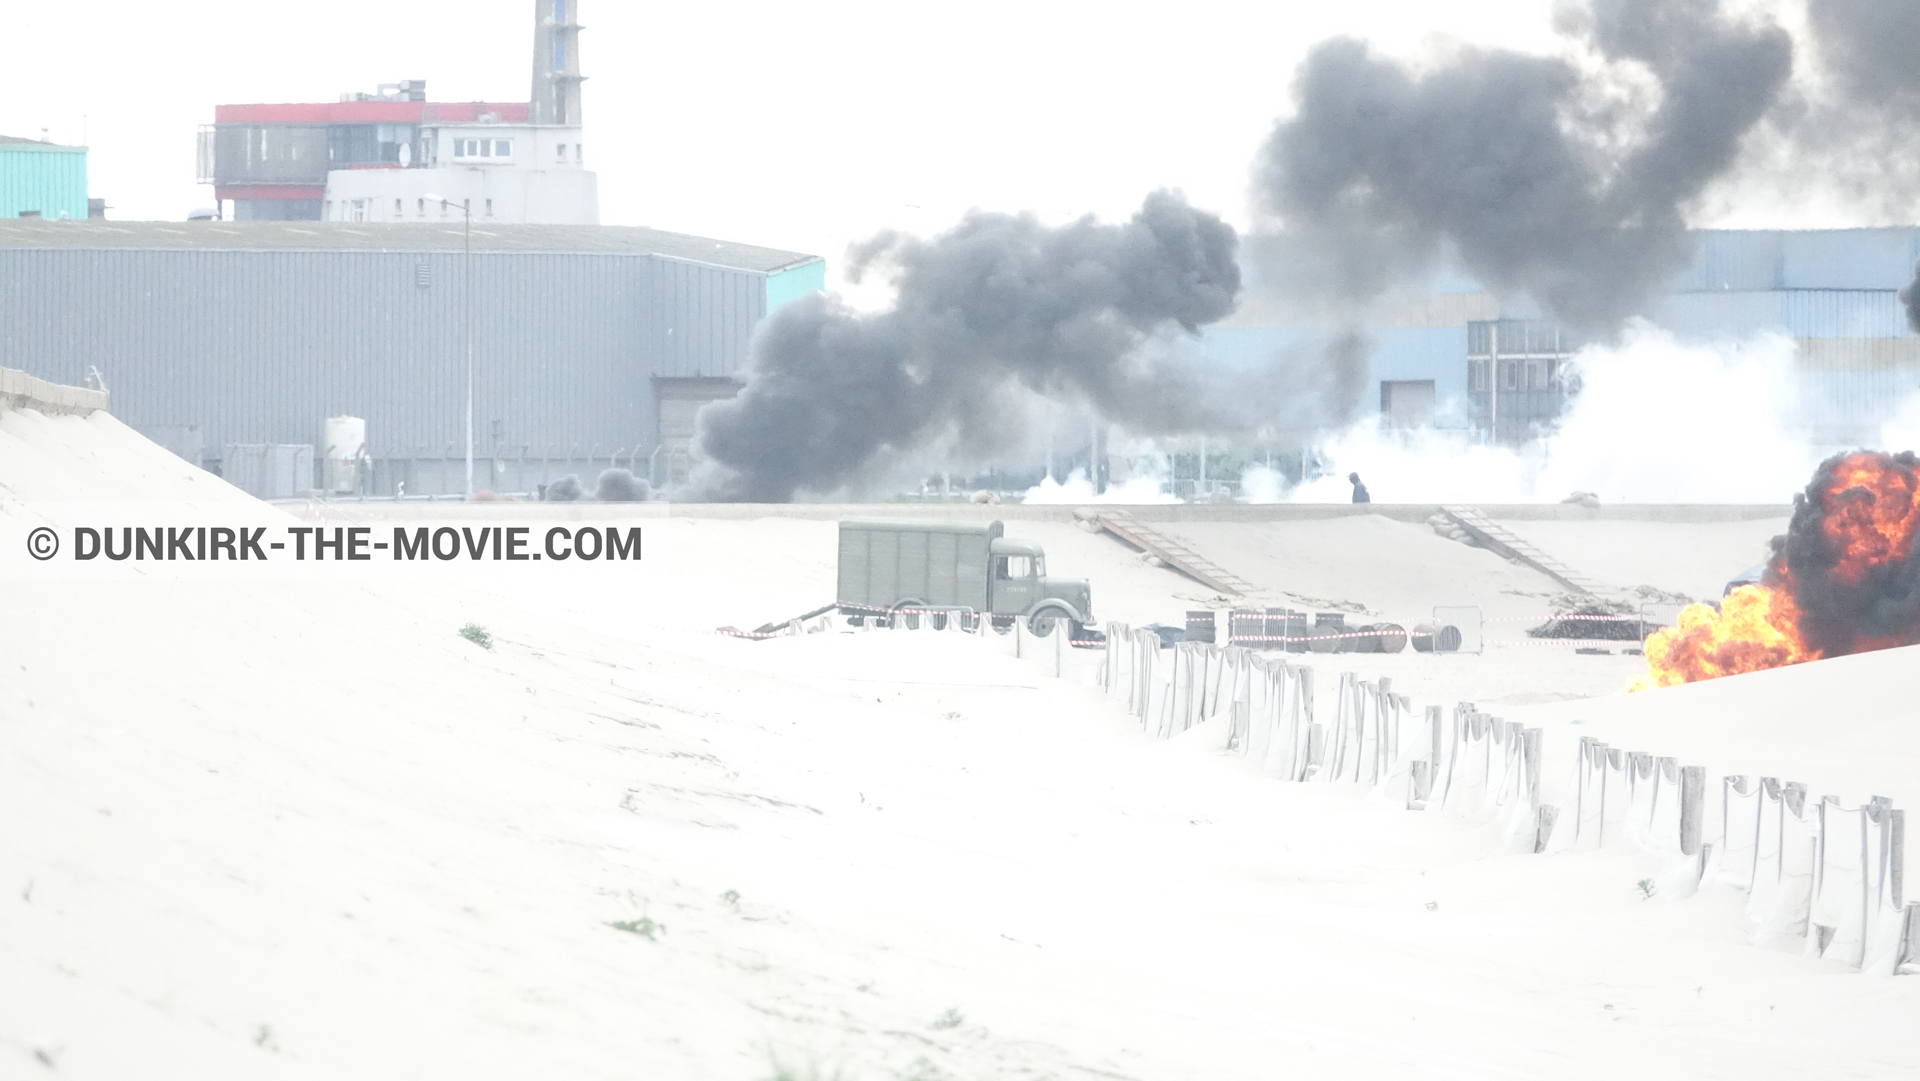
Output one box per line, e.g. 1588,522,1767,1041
1346,622,1410,653
1277,609,1310,653
1227,608,1261,647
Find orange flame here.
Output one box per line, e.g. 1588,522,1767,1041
1636,583,1817,689
1636,450,1920,688
1818,454,1920,587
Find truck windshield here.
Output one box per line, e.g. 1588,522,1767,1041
1032,556,1045,577
995,555,1033,579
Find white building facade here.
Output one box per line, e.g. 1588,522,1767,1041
323,120,597,224
321,1,596,225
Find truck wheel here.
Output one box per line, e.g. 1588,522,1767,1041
991,615,1015,635
1027,611,1059,637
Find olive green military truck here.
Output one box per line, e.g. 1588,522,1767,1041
837,519,1093,636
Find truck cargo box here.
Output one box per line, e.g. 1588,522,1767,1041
837,519,1002,614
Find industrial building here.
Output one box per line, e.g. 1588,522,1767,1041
0,219,825,496
196,0,596,224
1,136,91,221
1208,227,1920,447
3,219,1913,501
0,0,822,501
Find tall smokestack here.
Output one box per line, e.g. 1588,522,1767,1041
532,0,584,126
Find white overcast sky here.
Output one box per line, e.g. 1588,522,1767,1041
0,0,1849,293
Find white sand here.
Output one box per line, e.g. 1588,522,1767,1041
3,410,1917,1079
1492,518,1789,600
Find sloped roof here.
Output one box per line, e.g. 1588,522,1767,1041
0,220,820,273
0,135,83,150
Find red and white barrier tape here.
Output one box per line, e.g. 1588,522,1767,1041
1480,612,1674,622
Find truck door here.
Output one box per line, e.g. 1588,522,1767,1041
990,552,1038,614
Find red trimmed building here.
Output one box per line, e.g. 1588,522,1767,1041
196,2,594,224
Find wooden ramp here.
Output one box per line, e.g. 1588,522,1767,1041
1439,506,1605,597
1091,510,1256,597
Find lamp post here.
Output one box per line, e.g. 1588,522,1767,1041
426,194,474,498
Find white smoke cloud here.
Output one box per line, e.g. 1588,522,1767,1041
1021,469,1178,505
1239,464,1290,504
1290,324,1821,503
1881,392,1920,455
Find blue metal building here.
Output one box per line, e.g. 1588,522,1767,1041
1209,227,1920,446
0,136,88,221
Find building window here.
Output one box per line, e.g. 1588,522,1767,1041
484,199,494,216
393,198,402,215
416,198,425,216
453,137,511,159
554,0,566,21
575,143,583,162
440,199,450,218
350,199,366,223
557,143,567,162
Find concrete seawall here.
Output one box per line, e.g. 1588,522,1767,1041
284,500,1791,525
0,366,108,417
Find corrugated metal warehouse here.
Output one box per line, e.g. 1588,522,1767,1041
1,137,89,221
0,219,824,495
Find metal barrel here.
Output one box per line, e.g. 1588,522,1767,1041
1374,622,1409,653
1411,621,1438,652
1310,612,1345,654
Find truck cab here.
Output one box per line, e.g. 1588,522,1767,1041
989,538,1091,634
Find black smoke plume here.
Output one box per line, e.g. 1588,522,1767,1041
1805,0,1920,104
687,192,1304,502
1722,1,1920,222
539,471,652,501
594,468,652,502
542,475,583,502
1250,0,1792,332
1771,450,1920,657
